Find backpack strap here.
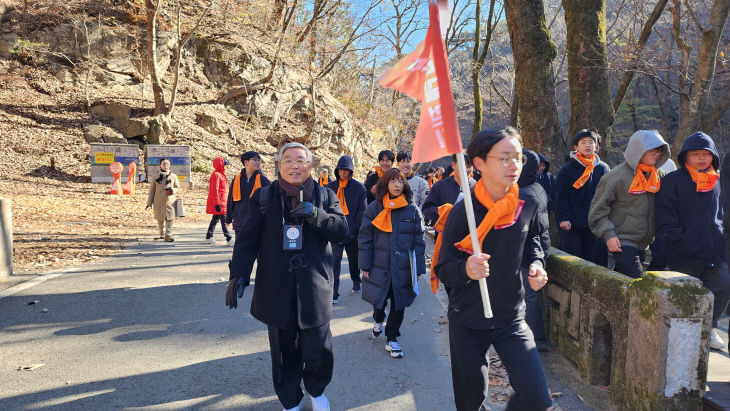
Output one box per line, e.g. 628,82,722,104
258,185,271,215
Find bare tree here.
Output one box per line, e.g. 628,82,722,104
144,0,215,117
671,0,730,153
471,0,501,136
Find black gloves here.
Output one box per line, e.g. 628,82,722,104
225,277,247,309
290,201,318,225
215,204,221,213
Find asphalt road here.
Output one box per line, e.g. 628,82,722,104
0,227,455,410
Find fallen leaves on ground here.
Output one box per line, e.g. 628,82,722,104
2,176,210,274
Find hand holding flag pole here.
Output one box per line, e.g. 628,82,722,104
379,0,492,318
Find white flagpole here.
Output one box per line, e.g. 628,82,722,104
455,152,493,318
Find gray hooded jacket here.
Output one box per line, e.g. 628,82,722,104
588,130,669,250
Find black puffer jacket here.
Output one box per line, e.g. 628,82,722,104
518,149,550,256
358,200,427,310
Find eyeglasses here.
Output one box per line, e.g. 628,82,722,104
280,159,310,168
246,158,261,162
487,153,525,167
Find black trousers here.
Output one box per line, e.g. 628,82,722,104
559,227,607,266
206,214,231,240
332,240,360,299
668,262,730,328
612,245,645,279
449,320,552,411
267,320,334,409
373,285,405,341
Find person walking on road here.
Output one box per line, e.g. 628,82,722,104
226,142,348,411
364,150,395,204
205,157,233,245
358,168,426,358
434,127,553,410
397,150,428,209
226,151,271,236
326,155,367,304
146,158,180,242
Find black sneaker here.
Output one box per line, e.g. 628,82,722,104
372,322,383,338
351,282,361,294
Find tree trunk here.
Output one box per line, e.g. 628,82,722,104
268,0,287,31
672,0,730,154
510,81,519,129
563,0,614,156
472,0,498,137
504,0,563,164
145,0,167,116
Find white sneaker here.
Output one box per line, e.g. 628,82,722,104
226,238,234,246
710,328,725,350
372,322,383,338
310,393,330,411
205,237,216,245
385,340,404,358
283,399,303,411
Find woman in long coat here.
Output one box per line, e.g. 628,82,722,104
359,168,426,358
146,158,181,242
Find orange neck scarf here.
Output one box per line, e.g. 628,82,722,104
371,194,408,232
337,177,350,215
319,175,329,186
629,163,659,194
454,183,521,254
430,203,453,294
429,177,438,189
232,172,262,201
374,166,384,177
686,164,719,192
572,153,596,189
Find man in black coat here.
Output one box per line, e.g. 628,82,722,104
326,155,367,303
517,149,551,351
226,151,271,235
226,142,348,411
422,154,476,227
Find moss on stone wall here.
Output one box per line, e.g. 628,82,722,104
628,272,665,320
667,281,707,317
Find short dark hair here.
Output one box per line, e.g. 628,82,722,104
450,153,472,166
375,168,413,203
159,157,169,164
241,151,261,162
467,127,523,162
571,128,601,147
378,150,395,162
396,150,412,163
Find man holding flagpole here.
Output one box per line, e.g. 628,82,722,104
379,1,552,409
435,128,552,410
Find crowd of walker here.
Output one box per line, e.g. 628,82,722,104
143,126,730,411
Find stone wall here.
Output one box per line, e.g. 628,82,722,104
546,249,713,410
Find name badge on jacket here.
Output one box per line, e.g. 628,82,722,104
284,225,303,250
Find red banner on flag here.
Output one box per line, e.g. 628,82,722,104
379,0,462,163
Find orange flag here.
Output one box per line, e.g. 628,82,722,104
379,0,462,164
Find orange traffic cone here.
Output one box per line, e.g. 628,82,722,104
109,162,123,195
123,162,136,195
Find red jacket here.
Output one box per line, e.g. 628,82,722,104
206,157,229,215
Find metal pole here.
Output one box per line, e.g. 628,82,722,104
454,152,493,318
